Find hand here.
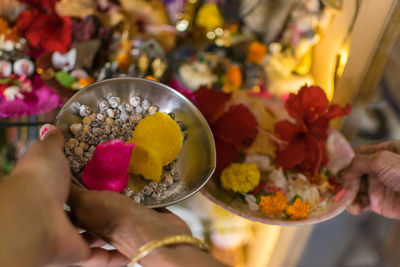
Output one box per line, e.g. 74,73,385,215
69,186,226,267
69,185,190,265
0,124,90,266
341,140,400,219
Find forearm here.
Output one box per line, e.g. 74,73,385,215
0,174,51,267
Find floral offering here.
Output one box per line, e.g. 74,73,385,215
194,85,352,221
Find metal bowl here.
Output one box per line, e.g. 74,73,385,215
56,77,216,208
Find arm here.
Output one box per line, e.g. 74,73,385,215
69,187,227,267
0,125,90,267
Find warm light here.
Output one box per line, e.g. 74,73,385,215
188,0,197,3
206,31,216,40
215,38,224,46
335,47,349,78
215,27,224,36
176,20,189,32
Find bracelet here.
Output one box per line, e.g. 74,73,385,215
129,235,210,266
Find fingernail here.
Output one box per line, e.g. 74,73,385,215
39,124,55,140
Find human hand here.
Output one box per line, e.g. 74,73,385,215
68,185,192,266
69,186,226,267
0,124,90,266
341,140,400,219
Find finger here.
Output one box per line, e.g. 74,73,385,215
39,124,65,149
81,232,108,248
347,202,363,215
340,152,400,181
340,153,376,180
355,140,400,154
76,248,130,267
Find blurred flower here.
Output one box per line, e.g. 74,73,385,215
247,41,267,65
14,9,72,53
193,87,258,175
259,191,288,216
274,85,351,175
220,162,260,194
286,198,311,220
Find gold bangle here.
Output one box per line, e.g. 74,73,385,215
129,235,210,266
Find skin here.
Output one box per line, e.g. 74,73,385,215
341,140,400,219
0,125,226,267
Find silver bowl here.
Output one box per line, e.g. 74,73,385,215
56,77,216,208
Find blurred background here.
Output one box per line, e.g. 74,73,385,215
2,0,400,266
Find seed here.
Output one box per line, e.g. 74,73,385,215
141,99,150,110
82,125,90,133
120,111,129,122
74,146,83,156
92,127,103,136
104,125,111,134
66,138,79,147
79,105,91,117
129,114,142,124
70,123,83,136
79,142,89,151
176,121,187,131
82,116,92,125
106,108,116,118
108,96,121,108
135,106,144,114
168,112,175,119
105,117,114,126
148,106,158,115
98,99,110,111
130,96,141,107
96,113,105,121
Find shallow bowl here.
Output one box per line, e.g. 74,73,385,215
56,77,216,208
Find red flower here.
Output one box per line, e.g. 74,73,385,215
193,86,231,123
193,87,258,175
19,0,60,12
274,85,351,175
15,9,72,53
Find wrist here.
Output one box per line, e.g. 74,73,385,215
139,243,223,267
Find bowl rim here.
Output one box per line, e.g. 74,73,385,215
56,77,217,208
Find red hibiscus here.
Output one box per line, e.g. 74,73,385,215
274,85,351,175
14,9,72,53
19,0,60,13
193,86,231,123
193,87,258,175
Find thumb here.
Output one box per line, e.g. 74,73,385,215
39,124,65,150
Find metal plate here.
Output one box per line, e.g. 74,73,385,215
56,77,216,208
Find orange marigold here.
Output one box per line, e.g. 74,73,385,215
247,41,267,65
259,191,288,216
286,198,311,220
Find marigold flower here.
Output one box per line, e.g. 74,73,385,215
220,163,260,194
247,41,267,65
286,198,311,220
259,191,288,216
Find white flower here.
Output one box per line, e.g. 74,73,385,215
245,194,259,211
268,168,288,191
245,154,271,172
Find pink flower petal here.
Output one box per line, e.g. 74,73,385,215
82,139,135,192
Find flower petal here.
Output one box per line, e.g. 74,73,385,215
212,104,258,150
193,86,231,123
82,139,135,192
214,137,239,177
